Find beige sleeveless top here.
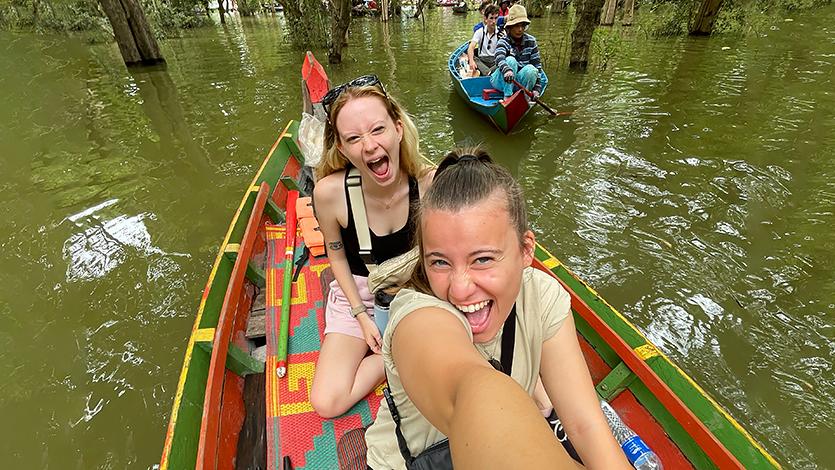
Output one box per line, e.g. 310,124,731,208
365,267,571,469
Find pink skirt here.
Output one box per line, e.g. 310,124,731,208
323,274,374,340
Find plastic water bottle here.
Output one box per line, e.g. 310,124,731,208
600,400,663,470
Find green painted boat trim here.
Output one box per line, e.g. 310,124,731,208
533,244,780,469
160,121,302,470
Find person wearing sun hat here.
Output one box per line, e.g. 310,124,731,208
491,4,543,100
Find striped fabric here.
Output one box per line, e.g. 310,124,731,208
337,428,369,470
495,32,543,93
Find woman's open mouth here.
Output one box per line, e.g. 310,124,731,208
455,300,493,334
367,155,390,179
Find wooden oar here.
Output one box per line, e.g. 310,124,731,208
276,190,299,378
510,78,572,117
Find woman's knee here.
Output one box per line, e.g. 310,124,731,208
519,65,538,79
310,389,348,419
505,56,519,71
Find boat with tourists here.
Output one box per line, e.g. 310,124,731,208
448,41,548,133
158,51,780,469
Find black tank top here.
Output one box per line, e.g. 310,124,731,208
339,171,420,277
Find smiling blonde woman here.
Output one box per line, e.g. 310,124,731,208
310,75,433,419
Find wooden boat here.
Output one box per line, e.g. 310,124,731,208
159,52,780,469
448,41,548,133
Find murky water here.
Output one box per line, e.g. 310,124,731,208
1,6,833,468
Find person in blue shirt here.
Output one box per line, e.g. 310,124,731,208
491,4,542,100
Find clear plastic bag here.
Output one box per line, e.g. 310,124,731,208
298,112,325,168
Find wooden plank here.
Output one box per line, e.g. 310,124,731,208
246,309,266,339
265,198,284,224
196,182,271,470
235,373,267,470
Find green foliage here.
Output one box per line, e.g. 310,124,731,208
590,25,624,70
636,0,831,37
146,0,212,38
636,0,692,36
538,1,575,70
237,0,260,16
278,0,329,48
0,0,212,34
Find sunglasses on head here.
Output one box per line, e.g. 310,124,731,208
321,74,387,119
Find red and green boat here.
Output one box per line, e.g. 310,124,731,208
159,53,780,469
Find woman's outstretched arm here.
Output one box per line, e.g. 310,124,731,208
392,307,575,469
540,315,631,469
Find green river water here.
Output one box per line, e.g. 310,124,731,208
0,6,833,468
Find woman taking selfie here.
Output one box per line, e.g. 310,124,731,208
364,149,630,469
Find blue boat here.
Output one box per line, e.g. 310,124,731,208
448,41,549,133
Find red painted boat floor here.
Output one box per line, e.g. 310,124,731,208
579,335,692,468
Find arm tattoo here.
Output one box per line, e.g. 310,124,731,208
328,241,344,251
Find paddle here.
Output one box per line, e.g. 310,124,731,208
276,190,299,378
510,78,572,117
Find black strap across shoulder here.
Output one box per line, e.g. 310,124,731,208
384,304,517,468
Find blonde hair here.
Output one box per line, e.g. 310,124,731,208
315,85,427,181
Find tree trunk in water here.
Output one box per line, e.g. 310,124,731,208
621,0,634,25
328,0,351,64
413,0,430,18
690,0,723,34
99,0,165,66
600,0,617,25
569,0,605,70
381,0,389,21
218,0,226,24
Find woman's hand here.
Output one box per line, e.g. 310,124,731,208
358,314,383,354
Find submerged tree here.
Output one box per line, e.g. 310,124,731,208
328,0,351,63
690,0,724,34
569,0,605,69
99,0,165,66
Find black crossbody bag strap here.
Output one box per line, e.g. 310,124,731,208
499,304,517,374
383,382,415,465
384,304,518,466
